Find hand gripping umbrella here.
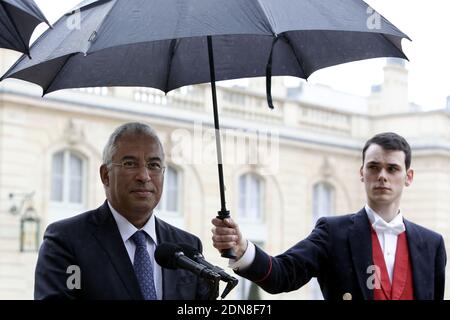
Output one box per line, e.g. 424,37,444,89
1,0,409,258
0,0,50,56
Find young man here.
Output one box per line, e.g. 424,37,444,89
212,132,446,300
35,122,210,299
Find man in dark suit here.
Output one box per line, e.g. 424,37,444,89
35,122,211,300
212,132,446,300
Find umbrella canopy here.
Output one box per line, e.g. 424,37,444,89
0,0,50,55
1,0,409,258
2,0,409,95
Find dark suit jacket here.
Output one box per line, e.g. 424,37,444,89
238,208,447,300
35,201,211,300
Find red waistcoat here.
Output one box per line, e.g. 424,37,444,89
371,228,414,300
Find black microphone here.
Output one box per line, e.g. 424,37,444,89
178,243,239,298
155,243,220,281
177,243,238,283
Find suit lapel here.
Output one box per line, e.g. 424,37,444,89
348,209,373,300
404,219,431,300
155,218,180,300
90,201,142,300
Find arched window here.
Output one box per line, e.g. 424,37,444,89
158,166,181,214
235,174,266,299
51,151,85,204
49,150,87,223
156,166,183,228
313,182,335,222
311,182,335,299
238,173,264,222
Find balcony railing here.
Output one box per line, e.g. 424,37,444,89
220,87,284,125
298,104,352,136
133,86,205,112
57,84,362,137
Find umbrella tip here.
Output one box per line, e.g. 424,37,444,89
44,18,52,29
24,48,32,59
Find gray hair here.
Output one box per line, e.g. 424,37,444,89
102,122,164,165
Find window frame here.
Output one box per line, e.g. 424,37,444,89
156,165,183,217
50,150,86,206
310,181,336,300
238,173,265,223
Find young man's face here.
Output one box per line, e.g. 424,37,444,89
360,144,413,208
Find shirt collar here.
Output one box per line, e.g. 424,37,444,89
365,204,403,225
108,201,157,244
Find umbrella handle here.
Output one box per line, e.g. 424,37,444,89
217,210,237,259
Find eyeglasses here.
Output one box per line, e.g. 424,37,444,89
109,159,165,175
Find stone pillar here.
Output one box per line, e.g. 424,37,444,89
368,58,409,116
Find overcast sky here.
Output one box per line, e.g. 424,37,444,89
33,0,450,110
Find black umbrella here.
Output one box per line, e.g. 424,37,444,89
0,0,50,56
1,0,409,258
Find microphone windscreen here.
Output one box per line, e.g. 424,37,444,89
177,243,200,259
154,242,182,269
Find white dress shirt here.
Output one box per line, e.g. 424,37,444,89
229,239,255,271
365,204,405,284
108,202,163,300
231,205,406,285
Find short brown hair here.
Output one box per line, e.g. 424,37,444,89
362,132,411,169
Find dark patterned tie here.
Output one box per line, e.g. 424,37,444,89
131,230,157,300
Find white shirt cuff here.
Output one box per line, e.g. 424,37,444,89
228,240,256,271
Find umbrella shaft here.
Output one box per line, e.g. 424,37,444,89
208,36,236,259
207,35,228,216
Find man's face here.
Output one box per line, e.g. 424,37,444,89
100,133,164,219
360,144,413,207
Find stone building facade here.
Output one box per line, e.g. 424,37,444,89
0,51,449,300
